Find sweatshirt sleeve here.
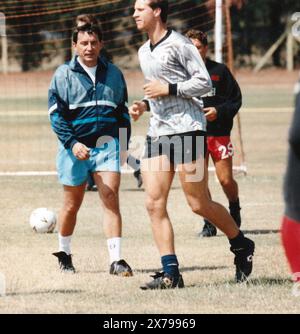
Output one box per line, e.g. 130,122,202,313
215,65,242,120
174,42,212,98
48,67,78,150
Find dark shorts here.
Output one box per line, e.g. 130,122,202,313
143,130,207,165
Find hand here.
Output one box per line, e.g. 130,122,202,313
143,80,169,98
203,107,218,122
72,142,90,160
129,100,147,121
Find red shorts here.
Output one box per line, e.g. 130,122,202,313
207,136,234,161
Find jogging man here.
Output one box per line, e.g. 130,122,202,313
130,0,255,289
48,18,133,276
186,29,242,237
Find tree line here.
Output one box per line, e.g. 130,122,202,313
0,0,299,71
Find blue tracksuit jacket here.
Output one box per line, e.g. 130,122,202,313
48,55,131,150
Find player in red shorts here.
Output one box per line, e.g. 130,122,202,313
186,29,242,237
281,76,300,282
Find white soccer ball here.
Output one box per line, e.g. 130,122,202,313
29,208,57,233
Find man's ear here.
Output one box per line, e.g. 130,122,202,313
153,7,161,19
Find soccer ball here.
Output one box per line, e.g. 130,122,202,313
29,208,57,233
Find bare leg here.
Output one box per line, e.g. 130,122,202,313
178,159,239,239
213,156,238,202
141,155,175,256
93,171,132,276
54,183,86,272
93,171,122,238
59,183,86,236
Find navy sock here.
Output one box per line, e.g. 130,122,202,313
161,254,179,278
229,231,246,248
229,198,241,212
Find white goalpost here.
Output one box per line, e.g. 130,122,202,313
0,12,8,74
212,0,247,175
215,0,223,63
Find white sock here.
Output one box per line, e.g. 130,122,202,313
107,237,121,264
58,234,72,255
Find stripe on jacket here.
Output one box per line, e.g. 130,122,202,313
69,100,117,110
72,116,117,125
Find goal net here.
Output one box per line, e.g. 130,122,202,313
0,0,245,174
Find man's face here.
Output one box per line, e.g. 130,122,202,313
190,38,208,60
73,31,102,67
133,0,157,31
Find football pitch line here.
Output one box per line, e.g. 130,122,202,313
0,166,244,176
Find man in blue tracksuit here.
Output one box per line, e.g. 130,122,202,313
48,19,133,276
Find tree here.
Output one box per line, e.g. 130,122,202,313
231,0,300,67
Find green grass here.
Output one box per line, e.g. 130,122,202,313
0,76,298,313
0,107,298,313
242,87,294,108
0,86,294,115
0,97,47,112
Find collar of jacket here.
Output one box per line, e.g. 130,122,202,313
69,55,108,74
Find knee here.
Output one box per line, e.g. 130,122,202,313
102,189,118,209
64,202,81,216
188,200,206,216
219,176,233,189
145,197,167,218
187,194,215,217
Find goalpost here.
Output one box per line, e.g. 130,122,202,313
0,12,8,74
213,0,247,175
0,0,246,175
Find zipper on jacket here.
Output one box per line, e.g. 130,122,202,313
94,82,99,132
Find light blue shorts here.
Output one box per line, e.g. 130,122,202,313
56,138,120,186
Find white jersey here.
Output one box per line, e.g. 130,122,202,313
138,30,212,137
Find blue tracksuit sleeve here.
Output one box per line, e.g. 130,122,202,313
48,69,78,149
116,74,131,151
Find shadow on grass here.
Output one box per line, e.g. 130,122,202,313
187,277,292,289
196,229,280,239
220,277,291,287
135,265,228,274
242,229,280,235
6,289,83,297
247,277,292,286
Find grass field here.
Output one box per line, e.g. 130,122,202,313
0,69,299,314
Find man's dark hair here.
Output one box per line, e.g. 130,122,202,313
149,0,168,23
72,22,103,43
185,29,208,46
76,14,99,27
